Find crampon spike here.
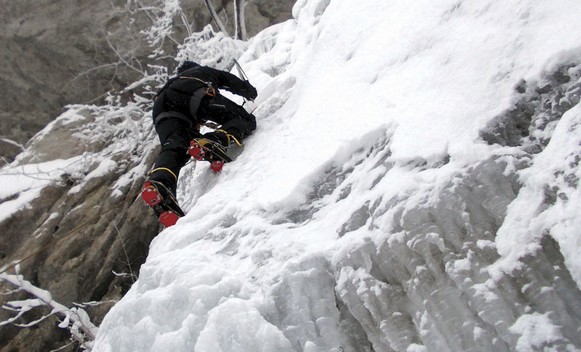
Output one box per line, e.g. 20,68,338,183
141,181,162,206
159,211,180,227
188,141,205,160
210,161,224,172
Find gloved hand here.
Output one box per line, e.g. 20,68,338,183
242,81,258,101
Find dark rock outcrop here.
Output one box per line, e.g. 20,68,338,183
0,105,162,351
0,0,293,164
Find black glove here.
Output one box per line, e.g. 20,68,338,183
242,81,258,100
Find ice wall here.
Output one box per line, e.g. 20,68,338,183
94,0,581,351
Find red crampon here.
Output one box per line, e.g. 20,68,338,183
188,139,227,173
141,181,182,227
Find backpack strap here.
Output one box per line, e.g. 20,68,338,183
188,88,208,120
178,76,217,96
153,111,192,128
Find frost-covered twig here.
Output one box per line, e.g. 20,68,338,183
114,223,138,283
234,0,247,40
0,138,26,152
127,0,182,57
104,35,146,75
0,267,98,351
176,25,246,71
204,0,229,36
50,340,76,352
60,63,121,94
73,300,117,308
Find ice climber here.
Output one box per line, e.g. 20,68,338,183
141,60,258,227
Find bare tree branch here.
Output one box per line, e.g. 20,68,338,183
234,0,247,40
204,0,229,36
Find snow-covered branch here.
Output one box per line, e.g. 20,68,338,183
0,268,98,351
204,0,248,41
0,138,26,152
176,25,246,71
126,0,183,57
204,0,229,36
233,0,247,40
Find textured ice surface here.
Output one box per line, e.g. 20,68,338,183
93,0,581,351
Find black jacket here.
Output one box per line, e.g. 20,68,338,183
171,65,257,100
153,65,257,120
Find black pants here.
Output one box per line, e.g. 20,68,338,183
199,94,257,140
149,94,256,194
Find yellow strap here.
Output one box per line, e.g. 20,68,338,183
149,167,178,181
216,129,242,146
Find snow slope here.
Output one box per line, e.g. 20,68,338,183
93,0,581,351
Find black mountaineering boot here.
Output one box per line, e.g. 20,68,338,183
188,130,239,172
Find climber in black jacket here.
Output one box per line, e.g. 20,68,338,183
141,60,257,226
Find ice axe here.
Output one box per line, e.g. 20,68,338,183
233,58,249,81
233,58,254,107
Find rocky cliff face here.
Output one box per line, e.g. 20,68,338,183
0,104,160,351
0,0,292,164
0,0,145,164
